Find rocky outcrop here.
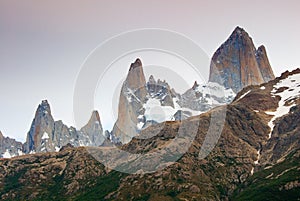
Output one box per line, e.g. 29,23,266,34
0,131,23,158
146,75,176,107
209,26,275,93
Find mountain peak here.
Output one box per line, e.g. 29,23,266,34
192,81,199,90
88,110,101,124
256,45,275,82
129,58,142,71
148,75,156,84
209,27,274,93
257,45,266,53
125,58,146,91
80,110,104,146
37,100,51,115
232,26,246,35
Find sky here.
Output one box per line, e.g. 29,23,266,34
0,0,300,142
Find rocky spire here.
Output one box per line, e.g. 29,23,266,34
80,110,105,146
112,59,147,143
24,100,55,153
126,58,147,99
209,26,274,93
192,81,199,90
256,45,275,82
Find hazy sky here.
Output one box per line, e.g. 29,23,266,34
1,0,300,142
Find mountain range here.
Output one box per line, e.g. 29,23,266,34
0,26,299,200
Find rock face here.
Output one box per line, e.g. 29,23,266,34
23,100,106,154
1,69,300,200
111,59,147,143
0,131,23,158
256,45,275,81
209,26,275,93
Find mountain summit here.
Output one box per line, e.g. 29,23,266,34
209,26,275,93
23,100,106,153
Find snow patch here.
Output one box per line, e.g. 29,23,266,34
194,82,235,100
266,73,300,138
17,149,24,156
124,87,141,103
137,122,144,130
254,150,260,165
144,98,175,123
42,132,50,140
29,150,35,154
238,90,251,100
142,97,201,126
260,86,266,90
2,149,12,158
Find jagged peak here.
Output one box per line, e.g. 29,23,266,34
124,58,146,91
231,26,249,37
91,110,101,121
256,45,267,54
0,130,3,138
37,99,51,115
84,110,101,126
40,100,49,107
226,26,254,48
129,58,142,71
192,81,199,90
233,26,244,33
148,75,156,84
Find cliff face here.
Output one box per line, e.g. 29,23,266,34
111,59,147,143
209,26,275,93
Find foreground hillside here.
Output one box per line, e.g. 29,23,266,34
0,69,300,200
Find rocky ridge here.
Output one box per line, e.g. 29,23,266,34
22,100,106,154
